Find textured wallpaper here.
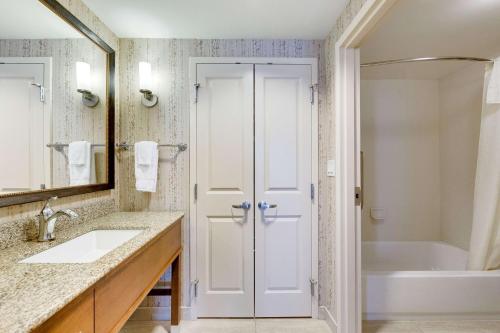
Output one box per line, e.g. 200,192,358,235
118,38,326,317
0,0,373,324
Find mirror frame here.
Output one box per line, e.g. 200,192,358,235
0,0,115,208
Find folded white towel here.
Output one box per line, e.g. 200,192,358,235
68,141,91,185
68,141,88,165
487,57,500,104
135,141,156,165
135,141,158,192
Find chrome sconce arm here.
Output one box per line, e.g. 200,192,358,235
77,88,99,107
140,88,158,107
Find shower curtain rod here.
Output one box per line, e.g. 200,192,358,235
361,56,494,68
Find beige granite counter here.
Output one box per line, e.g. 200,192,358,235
0,211,184,333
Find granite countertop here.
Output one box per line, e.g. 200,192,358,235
0,211,184,333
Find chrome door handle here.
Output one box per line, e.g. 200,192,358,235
232,201,251,210
258,201,277,210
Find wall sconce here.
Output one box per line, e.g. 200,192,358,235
139,62,158,107
76,61,99,107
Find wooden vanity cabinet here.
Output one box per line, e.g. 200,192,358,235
33,219,182,333
94,221,181,332
32,290,94,333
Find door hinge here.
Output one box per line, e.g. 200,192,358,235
192,279,199,298
31,83,45,103
309,278,318,296
310,183,315,201
310,84,318,105
194,83,200,103
355,186,363,207
194,183,198,200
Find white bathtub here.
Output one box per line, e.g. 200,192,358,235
363,241,500,320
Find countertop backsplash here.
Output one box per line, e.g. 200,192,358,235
0,198,116,250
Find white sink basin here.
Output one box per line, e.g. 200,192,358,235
20,229,143,264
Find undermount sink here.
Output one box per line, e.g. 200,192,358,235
20,229,143,264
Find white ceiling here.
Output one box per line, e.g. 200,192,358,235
0,0,82,39
81,0,348,39
360,0,500,80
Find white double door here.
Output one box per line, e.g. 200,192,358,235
195,63,313,318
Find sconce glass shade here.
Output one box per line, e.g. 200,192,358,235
76,61,91,92
139,62,153,92
76,61,98,107
139,61,157,107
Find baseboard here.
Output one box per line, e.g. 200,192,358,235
320,306,338,333
129,307,171,321
181,306,194,320
129,305,193,322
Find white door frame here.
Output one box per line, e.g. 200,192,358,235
0,57,53,187
334,1,398,332
189,57,319,319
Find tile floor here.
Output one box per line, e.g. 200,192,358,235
121,319,330,333
120,319,500,333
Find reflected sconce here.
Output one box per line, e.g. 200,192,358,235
139,61,158,107
76,61,99,107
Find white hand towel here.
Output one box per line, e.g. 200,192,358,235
487,57,500,104
135,141,158,192
68,141,91,185
135,141,156,165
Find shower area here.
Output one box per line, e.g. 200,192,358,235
358,0,500,321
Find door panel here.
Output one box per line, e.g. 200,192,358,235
208,218,245,291
196,64,254,317
0,63,45,193
255,65,313,317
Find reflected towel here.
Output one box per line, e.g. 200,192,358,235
68,141,91,185
487,57,500,104
134,141,158,192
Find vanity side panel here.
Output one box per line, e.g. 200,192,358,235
94,219,182,333
32,289,94,333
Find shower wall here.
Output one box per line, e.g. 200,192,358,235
361,64,484,246
439,64,483,250
361,79,441,241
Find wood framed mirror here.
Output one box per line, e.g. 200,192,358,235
0,0,115,207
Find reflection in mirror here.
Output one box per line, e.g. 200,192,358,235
0,0,108,197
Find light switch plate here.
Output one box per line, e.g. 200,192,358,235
327,160,336,177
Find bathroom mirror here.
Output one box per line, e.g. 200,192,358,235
0,0,115,207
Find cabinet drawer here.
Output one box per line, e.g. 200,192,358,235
94,221,181,333
33,290,94,333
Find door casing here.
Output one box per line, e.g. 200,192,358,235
189,57,319,320
334,0,398,332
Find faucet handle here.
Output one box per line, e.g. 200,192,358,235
40,196,58,216
62,209,79,219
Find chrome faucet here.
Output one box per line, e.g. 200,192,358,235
37,196,78,242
